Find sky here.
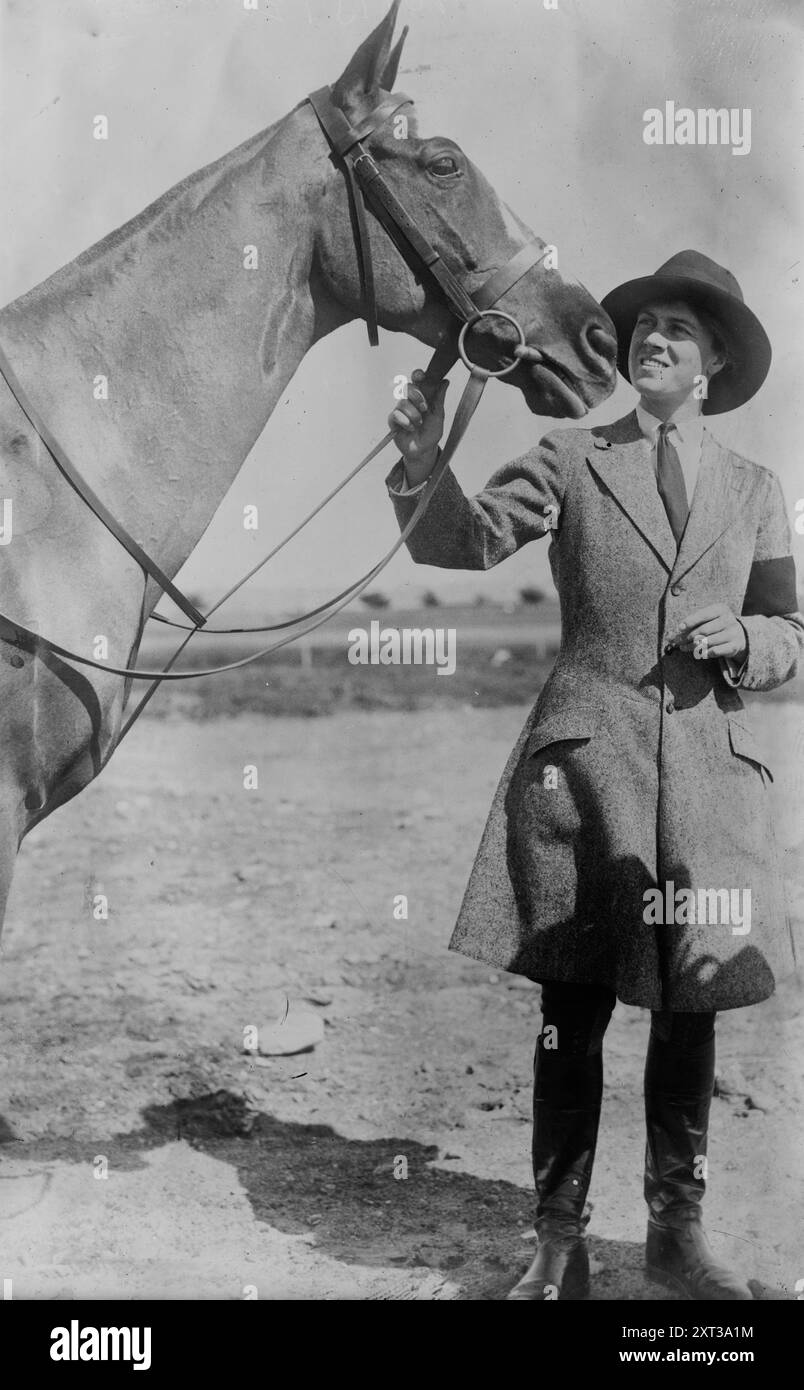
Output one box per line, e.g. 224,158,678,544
1,0,802,612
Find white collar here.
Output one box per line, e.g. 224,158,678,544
636,402,705,449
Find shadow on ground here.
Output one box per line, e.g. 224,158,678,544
5,1092,788,1300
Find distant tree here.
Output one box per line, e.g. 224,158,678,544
472,593,487,608
519,586,546,606
421,589,441,608
360,591,391,610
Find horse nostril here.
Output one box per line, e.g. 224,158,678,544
585,321,618,368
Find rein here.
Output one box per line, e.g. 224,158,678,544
0,84,549,741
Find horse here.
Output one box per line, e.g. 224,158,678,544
0,0,617,940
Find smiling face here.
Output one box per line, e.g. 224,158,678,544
628,299,726,413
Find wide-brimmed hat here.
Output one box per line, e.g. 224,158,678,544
601,250,772,413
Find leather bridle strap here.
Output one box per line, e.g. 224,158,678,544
308,85,550,374
308,86,482,337
308,87,416,346
142,270,546,643
350,149,480,323
0,345,206,629
310,89,413,158
0,296,538,693
0,359,488,686
473,239,551,310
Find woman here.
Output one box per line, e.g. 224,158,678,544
385,251,803,1300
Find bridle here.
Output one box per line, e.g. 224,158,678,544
0,84,551,741
306,86,545,356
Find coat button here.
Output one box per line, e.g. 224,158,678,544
671,581,685,596
665,696,675,713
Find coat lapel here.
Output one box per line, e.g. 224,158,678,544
671,430,752,582
586,414,752,579
585,412,677,572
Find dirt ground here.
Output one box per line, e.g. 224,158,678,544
0,699,802,1301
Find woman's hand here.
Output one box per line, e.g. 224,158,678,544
388,368,449,487
666,604,748,660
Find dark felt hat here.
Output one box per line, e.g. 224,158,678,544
601,250,772,414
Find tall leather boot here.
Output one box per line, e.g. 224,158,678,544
644,1011,752,1301
507,1047,602,1300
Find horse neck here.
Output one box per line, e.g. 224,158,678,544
0,102,344,585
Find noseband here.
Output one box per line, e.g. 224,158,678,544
0,85,553,741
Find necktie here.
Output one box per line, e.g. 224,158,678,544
656,422,689,545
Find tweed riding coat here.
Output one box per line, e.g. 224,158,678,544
387,410,804,1012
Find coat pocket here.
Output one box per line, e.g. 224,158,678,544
727,716,774,784
524,711,600,761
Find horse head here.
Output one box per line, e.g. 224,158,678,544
311,2,617,417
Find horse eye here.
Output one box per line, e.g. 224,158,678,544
428,154,460,177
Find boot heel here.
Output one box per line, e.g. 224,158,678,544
507,1236,591,1300
561,1244,591,1300
645,1219,753,1300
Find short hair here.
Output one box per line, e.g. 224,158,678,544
694,305,730,369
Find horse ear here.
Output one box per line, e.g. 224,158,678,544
381,25,409,92
331,0,404,109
